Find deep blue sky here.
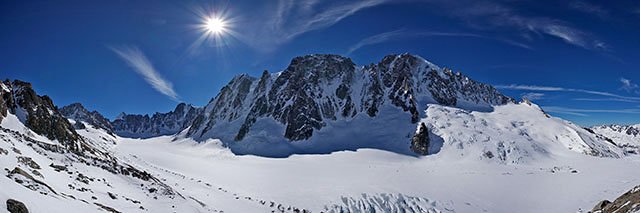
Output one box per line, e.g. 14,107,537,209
2,0,640,126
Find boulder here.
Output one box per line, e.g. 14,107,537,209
6,199,28,213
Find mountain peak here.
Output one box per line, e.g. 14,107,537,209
60,102,114,135
1,79,83,151
185,53,515,156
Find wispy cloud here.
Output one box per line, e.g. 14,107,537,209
346,29,531,54
245,0,390,51
620,78,639,94
496,84,640,101
572,98,640,103
543,106,640,117
522,92,545,101
428,0,608,51
110,46,180,101
569,1,609,18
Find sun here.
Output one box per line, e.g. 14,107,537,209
188,9,236,52
204,16,227,35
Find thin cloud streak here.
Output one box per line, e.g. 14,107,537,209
110,46,180,102
522,92,545,101
572,98,640,103
246,0,390,52
347,29,532,54
543,106,640,117
569,1,609,18
496,84,640,101
429,0,609,51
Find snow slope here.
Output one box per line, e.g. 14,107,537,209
0,114,211,213
113,134,640,213
2,102,640,212
422,102,623,164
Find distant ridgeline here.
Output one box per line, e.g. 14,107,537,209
4,53,636,159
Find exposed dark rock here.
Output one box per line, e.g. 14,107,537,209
6,199,28,213
17,156,40,169
94,203,121,213
411,123,430,155
49,163,67,172
108,192,117,199
591,185,640,213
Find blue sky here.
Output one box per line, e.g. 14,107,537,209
1,0,640,126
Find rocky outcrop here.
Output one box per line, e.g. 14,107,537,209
60,103,114,135
111,103,202,138
411,123,430,155
591,185,640,213
6,199,28,213
0,80,82,152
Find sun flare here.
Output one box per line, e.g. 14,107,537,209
204,16,227,34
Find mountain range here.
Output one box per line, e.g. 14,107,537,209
1,53,639,212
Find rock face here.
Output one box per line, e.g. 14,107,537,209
0,80,82,151
111,103,202,138
60,103,114,135
591,185,640,213
183,54,514,156
6,199,28,213
411,123,430,155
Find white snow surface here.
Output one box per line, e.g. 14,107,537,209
1,102,640,212
423,102,623,163
112,135,640,213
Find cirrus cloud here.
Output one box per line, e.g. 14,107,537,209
110,46,180,102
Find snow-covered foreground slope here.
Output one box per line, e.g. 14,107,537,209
0,114,213,213
3,104,640,212
114,135,640,213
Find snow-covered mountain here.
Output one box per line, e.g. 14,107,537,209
111,103,202,138
60,103,114,135
590,124,640,155
183,54,515,157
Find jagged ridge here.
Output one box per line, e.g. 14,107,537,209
182,53,514,156
111,103,202,138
